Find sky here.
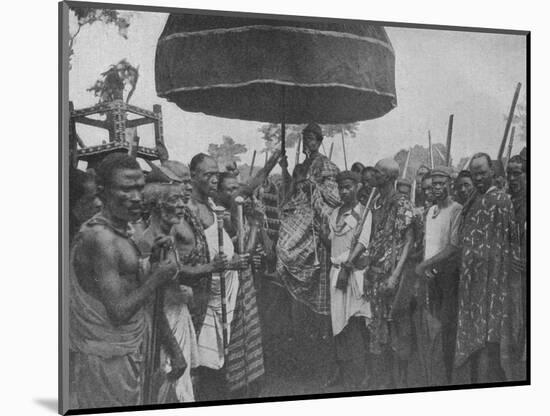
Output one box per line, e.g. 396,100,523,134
68,10,527,171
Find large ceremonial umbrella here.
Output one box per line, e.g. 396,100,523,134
155,13,397,154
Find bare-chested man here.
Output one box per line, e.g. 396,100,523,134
69,153,185,409
186,153,249,401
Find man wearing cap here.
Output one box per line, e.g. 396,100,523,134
454,153,520,383
322,171,372,388
364,158,414,388
276,123,340,340
414,167,463,384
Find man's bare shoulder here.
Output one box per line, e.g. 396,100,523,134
76,223,120,255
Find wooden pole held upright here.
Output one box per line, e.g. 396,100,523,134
445,114,454,166
428,130,434,169
249,150,257,177
504,126,516,170
328,142,334,161
498,82,522,161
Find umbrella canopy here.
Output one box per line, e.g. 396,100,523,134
155,14,397,124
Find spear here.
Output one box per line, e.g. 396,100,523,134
428,130,434,169
504,126,516,171
249,150,257,177
402,148,412,179
445,114,454,166
498,82,522,161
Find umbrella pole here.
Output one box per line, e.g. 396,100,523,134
341,127,348,170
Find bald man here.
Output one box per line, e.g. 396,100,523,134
364,158,414,388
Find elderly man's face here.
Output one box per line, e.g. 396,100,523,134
192,157,219,198
160,186,185,226
303,132,321,155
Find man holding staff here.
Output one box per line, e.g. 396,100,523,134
187,153,249,401
69,153,185,408
363,158,414,388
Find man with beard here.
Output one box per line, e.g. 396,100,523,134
506,155,527,366
455,152,519,383
186,153,249,401
276,123,340,354
454,170,475,205
414,167,462,384
69,153,185,408
135,179,200,403
364,158,414,388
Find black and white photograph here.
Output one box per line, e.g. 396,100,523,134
59,1,529,414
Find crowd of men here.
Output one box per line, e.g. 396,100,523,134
68,122,527,409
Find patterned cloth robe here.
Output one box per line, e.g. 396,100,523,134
454,187,521,371
176,206,212,335
224,211,265,392
276,153,340,315
364,191,414,354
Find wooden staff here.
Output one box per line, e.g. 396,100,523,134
434,145,446,165
402,148,411,179
249,150,257,177
445,114,454,166
504,126,516,171
341,127,348,170
213,206,229,358
234,196,250,389
428,130,434,169
498,82,522,161
295,136,302,166
328,142,335,161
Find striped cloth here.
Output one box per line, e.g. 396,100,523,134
225,267,265,391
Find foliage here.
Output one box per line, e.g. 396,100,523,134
208,136,248,168
87,59,139,103
68,7,132,68
322,123,360,139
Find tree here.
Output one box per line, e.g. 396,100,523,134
87,59,140,104
258,124,303,154
208,136,248,168
69,7,132,68
322,123,360,140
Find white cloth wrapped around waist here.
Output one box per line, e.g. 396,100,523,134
329,250,371,336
